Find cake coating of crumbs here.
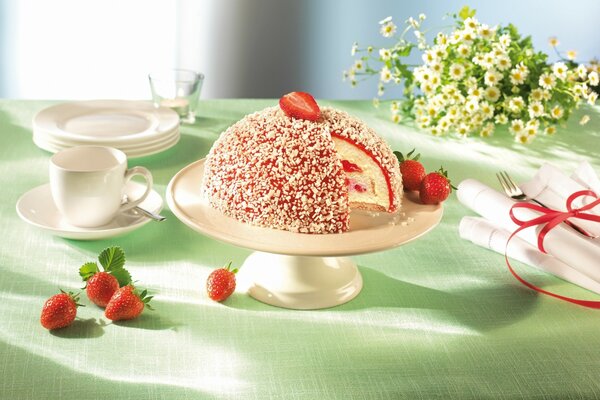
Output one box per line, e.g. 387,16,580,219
202,106,402,234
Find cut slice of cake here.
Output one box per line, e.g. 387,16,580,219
202,92,402,234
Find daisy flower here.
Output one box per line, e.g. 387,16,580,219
484,69,502,86
579,115,590,125
430,62,443,75
588,71,599,86
480,101,494,119
567,50,577,60
552,62,568,80
392,113,402,124
515,131,533,144
508,96,525,112
496,55,511,71
499,34,511,48
478,24,495,39
436,32,448,46
465,98,479,114
379,48,392,61
380,66,392,83
539,73,556,90
577,64,588,80
354,59,365,71
461,77,475,89
550,105,564,119
457,45,470,57
484,86,500,103
573,83,588,97
468,86,483,98
588,91,598,105
461,29,476,44
529,88,544,102
548,37,559,47
380,18,397,38
495,114,508,124
510,119,524,134
525,120,538,136
528,101,545,118
480,122,495,137
351,42,358,56
457,123,470,136
449,63,466,80
510,68,526,85
464,17,479,30
545,126,557,135
422,49,438,65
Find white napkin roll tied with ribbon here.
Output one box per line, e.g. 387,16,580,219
459,216,600,295
457,179,600,283
520,162,600,237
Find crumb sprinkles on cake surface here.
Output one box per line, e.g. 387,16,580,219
202,105,402,234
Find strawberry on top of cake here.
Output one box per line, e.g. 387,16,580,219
202,92,402,234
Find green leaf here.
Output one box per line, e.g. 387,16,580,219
79,262,99,281
110,268,132,287
98,246,125,271
458,6,476,20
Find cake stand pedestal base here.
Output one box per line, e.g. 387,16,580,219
238,251,363,310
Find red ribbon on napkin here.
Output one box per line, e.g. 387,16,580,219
505,190,600,308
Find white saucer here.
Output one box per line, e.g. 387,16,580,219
16,181,163,240
33,128,180,159
33,100,179,144
32,100,181,158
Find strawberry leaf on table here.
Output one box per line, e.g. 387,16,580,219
98,246,126,271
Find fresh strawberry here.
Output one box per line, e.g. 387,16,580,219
419,167,456,205
40,290,82,330
394,149,426,191
86,272,119,307
279,91,321,121
206,262,238,302
80,247,131,307
105,285,153,321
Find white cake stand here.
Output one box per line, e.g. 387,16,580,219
166,160,443,310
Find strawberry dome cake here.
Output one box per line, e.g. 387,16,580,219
201,92,402,234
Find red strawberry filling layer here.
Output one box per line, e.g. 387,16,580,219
331,132,396,211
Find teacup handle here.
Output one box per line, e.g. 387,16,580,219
119,166,153,212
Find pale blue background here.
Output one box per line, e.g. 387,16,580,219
0,0,599,99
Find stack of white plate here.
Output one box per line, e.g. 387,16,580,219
33,100,180,158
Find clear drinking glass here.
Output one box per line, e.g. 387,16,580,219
148,69,204,124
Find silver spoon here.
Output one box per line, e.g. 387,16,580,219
122,195,166,222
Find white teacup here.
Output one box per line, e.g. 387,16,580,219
49,146,153,227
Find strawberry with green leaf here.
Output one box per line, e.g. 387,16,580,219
105,285,153,321
80,247,132,308
419,167,457,205
394,149,426,191
207,262,238,302
40,290,83,330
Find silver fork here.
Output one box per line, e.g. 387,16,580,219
496,171,593,237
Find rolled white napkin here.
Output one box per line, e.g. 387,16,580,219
457,179,600,282
520,163,600,237
459,216,600,295
572,161,600,198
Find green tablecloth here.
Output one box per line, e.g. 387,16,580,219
1,99,600,399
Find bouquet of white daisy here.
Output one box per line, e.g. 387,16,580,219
345,6,599,143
